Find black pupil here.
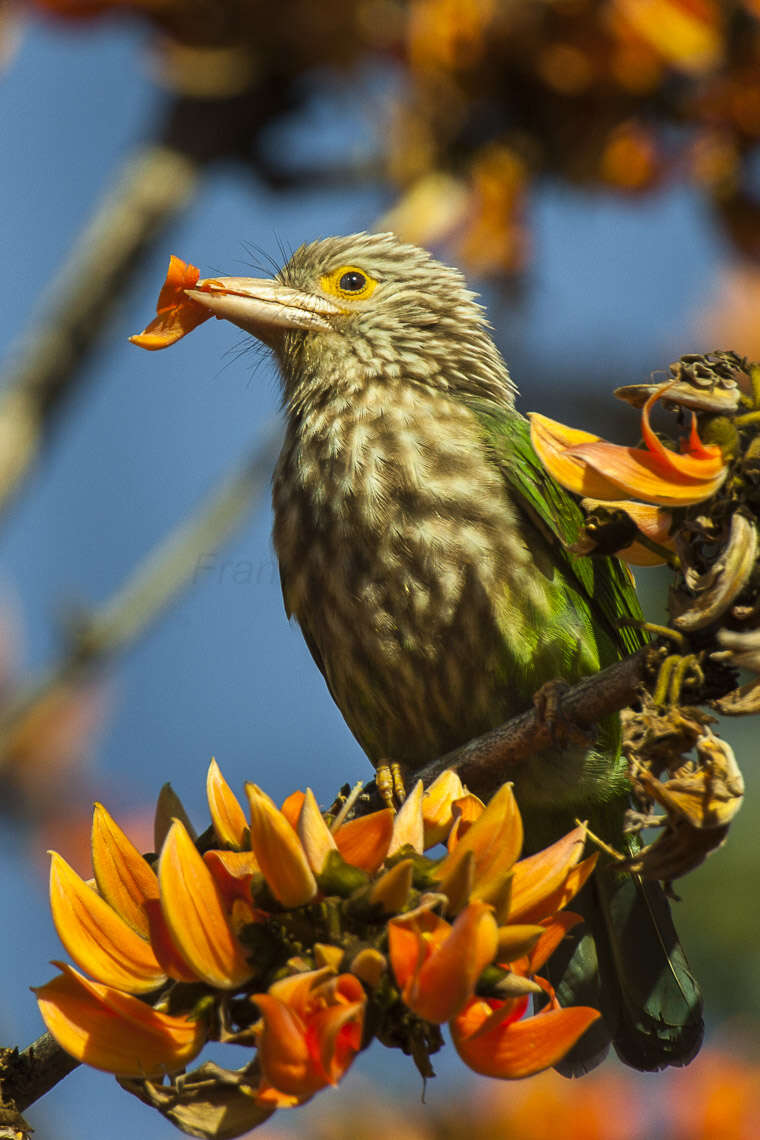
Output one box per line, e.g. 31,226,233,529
339,271,366,292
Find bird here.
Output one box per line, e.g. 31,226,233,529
183,232,703,1074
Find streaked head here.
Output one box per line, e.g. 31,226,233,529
188,232,515,408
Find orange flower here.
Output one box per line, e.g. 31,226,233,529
49,850,166,994
37,763,611,1097
421,768,466,846
246,783,317,906
508,826,597,924
450,993,601,1079
436,782,523,914
529,386,726,509
333,808,393,872
253,968,365,1106
34,962,205,1078
158,819,254,988
388,899,498,1022
206,756,249,849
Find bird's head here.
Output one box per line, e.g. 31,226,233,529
187,233,515,410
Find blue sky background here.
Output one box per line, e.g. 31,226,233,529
0,15,757,1138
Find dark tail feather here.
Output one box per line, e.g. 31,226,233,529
547,867,703,1077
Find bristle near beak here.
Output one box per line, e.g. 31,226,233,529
186,278,341,342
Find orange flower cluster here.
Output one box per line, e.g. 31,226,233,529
36,762,600,1135
529,384,728,565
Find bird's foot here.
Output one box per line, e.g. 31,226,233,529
375,760,406,811
532,679,593,749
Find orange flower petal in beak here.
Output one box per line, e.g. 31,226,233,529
90,803,160,940
49,852,166,994
35,962,205,1078
129,256,212,350
389,899,498,1023
450,994,601,1079
206,758,249,850
246,784,317,906
158,819,253,989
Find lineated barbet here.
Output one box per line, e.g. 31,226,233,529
187,232,703,1074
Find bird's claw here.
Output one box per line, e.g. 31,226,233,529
375,761,407,811
532,679,593,749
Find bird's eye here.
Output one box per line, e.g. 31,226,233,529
320,264,378,302
338,270,366,292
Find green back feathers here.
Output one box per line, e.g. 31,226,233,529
470,400,647,662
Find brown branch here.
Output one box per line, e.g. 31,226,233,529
410,646,659,800
0,1032,78,1114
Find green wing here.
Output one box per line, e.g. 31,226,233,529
470,400,647,659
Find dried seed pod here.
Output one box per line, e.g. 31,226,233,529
672,514,758,631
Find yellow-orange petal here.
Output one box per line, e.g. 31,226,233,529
388,779,425,855
507,826,588,923
246,784,317,907
206,758,249,849
308,987,365,1085
529,414,636,499
298,788,338,874
389,901,498,1023
35,962,205,1078
143,898,200,983
369,858,414,913
333,809,393,872
129,256,211,350
90,803,159,939
49,852,165,994
527,912,584,973
519,853,598,926
451,996,601,1079
495,924,546,961
436,782,523,893
280,790,305,831
203,849,260,911
158,820,253,989
568,439,726,506
422,769,466,847
640,384,724,478
253,992,321,1101
387,902,448,990
447,792,485,849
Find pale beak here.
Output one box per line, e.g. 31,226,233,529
185,277,341,344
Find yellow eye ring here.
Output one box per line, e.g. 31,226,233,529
320,265,378,302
